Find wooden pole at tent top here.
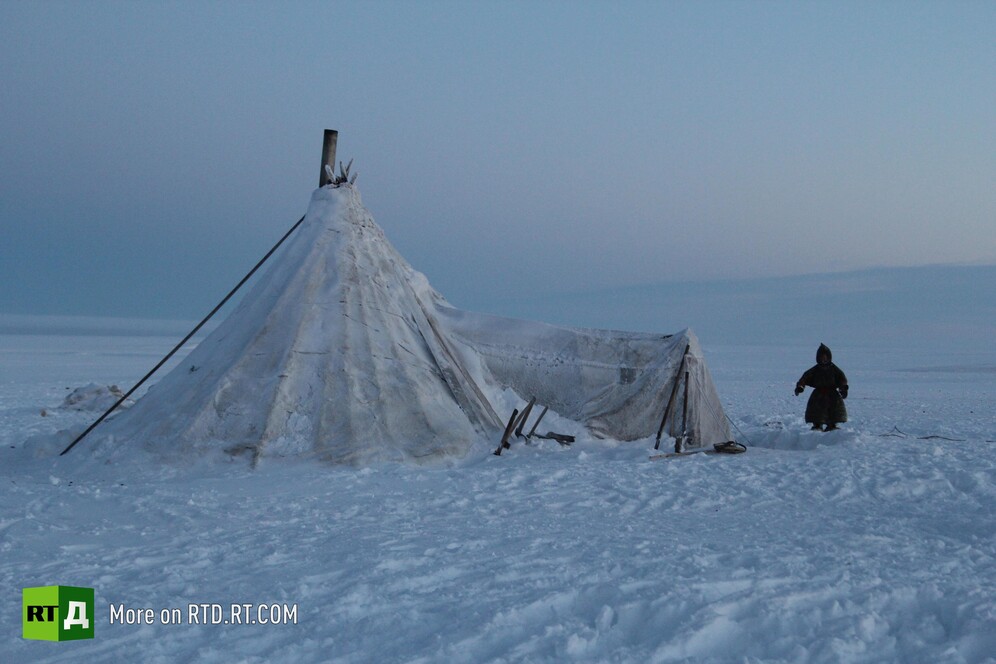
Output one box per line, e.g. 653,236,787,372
320,129,338,187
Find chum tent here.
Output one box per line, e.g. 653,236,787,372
82,185,732,464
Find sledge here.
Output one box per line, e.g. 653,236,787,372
494,399,576,454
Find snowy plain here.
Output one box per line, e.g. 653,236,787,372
1,321,995,663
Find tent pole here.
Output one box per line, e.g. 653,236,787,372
59,212,308,457
526,406,549,439
514,397,537,438
677,369,690,454
494,409,519,456
654,344,690,450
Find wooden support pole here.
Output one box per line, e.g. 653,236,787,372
654,344,690,450
527,406,549,439
515,397,537,438
494,409,519,456
676,369,690,454
320,129,338,187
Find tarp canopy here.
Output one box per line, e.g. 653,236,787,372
440,307,730,445
90,186,731,464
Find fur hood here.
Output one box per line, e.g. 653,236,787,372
817,344,832,362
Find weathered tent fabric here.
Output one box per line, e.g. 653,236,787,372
92,186,730,464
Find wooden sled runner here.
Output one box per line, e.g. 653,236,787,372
649,441,746,461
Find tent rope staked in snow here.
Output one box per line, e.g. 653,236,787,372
67,132,733,466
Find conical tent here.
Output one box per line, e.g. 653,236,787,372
90,186,731,464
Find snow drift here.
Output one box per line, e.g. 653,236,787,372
85,186,730,464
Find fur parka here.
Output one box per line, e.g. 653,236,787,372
796,344,848,425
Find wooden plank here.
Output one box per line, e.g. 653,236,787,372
649,448,718,461
650,441,746,460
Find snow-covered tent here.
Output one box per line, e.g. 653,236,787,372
90,186,731,464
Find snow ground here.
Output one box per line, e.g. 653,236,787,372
2,331,995,662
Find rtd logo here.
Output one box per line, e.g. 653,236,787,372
22,586,95,641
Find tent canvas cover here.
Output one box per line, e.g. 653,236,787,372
86,186,731,464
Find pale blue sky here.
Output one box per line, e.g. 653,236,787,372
1,1,994,319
